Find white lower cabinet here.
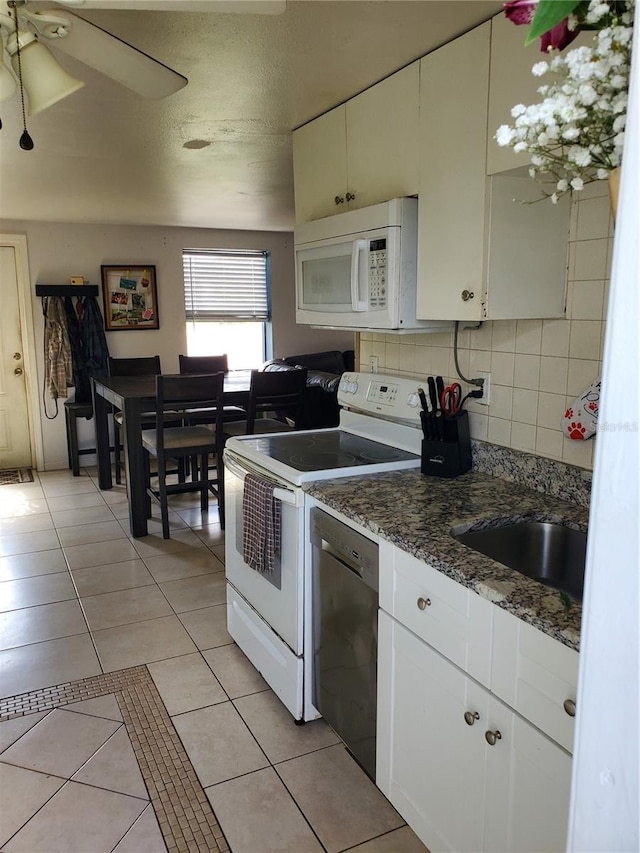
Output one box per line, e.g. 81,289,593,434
377,610,573,853
377,611,488,852
484,696,572,853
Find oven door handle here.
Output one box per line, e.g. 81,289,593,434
224,454,303,508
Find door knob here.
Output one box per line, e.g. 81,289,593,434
14,367,23,375
461,290,475,302
464,711,479,726
13,352,21,360
334,195,345,205
346,192,356,202
563,699,576,717
485,729,502,746
416,597,431,610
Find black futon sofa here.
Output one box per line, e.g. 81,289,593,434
263,349,355,429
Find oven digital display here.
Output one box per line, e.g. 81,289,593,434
366,381,399,405
369,239,386,251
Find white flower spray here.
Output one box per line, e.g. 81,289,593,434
496,0,634,201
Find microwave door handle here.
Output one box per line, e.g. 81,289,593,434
224,454,302,508
350,239,369,312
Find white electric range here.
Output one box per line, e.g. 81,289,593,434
223,372,425,721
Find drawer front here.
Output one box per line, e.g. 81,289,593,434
491,606,579,752
379,541,493,686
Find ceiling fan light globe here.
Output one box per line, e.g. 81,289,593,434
10,37,84,115
0,59,16,101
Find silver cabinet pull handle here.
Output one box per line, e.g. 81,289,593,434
461,289,475,302
464,711,479,726
417,597,431,610
485,730,502,746
563,699,576,717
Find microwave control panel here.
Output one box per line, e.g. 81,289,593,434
368,239,387,308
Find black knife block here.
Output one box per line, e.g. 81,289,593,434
421,410,472,478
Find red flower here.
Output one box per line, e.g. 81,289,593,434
539,19,580,52
504,0,538,26
504,0,581,53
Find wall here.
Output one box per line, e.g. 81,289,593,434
1,220,353,470
359,181,613,471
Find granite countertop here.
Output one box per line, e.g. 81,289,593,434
304,468,588,651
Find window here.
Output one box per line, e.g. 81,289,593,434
182,249,271,370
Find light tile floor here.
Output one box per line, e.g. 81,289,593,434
0,467,428,853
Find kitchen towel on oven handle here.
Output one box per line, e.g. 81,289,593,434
242,472,282,575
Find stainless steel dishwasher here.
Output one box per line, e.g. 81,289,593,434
311,507,379,780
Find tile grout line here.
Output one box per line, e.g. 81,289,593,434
0,665,230,853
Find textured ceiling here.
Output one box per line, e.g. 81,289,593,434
0,1,501,231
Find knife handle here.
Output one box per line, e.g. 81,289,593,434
427,376,438,413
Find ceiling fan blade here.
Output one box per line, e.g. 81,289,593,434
46,9,188,99
54,1,286,12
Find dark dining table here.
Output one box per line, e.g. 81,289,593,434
92,371,251,537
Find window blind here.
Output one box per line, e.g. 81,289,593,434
183,249,270,322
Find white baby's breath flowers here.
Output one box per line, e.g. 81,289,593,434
496,0,633,201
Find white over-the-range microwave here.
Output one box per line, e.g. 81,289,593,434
294,197,450,333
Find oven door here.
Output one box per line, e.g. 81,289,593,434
224,450,305,655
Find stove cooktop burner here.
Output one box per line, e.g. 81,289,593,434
246,429,418,473
288,451,358,471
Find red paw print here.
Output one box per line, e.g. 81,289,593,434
588,401,598,412
564,407,573,419
569,422,587,440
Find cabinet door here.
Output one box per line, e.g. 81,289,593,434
292,106,348,223
417,22,491,322
492,606,579,753
487,14,595,174
377,611,489,853
486,13,544,175
484,695,572,853
379,540,494,687
346,62,420,210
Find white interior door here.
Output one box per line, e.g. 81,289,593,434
0,246,33,468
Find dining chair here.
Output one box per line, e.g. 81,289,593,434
142,373,225,538
223,367,308,439
108,355,162,484
178,354,247,424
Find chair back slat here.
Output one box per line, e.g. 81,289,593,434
245,368,308,433
154,373,225,454
156,373,225,409
179,354,229,375
109,356,162,376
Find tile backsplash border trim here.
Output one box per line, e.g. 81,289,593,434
472,439,592,507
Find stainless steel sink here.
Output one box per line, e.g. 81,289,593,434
453,521,587,600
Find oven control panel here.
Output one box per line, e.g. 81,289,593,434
338,372,425,425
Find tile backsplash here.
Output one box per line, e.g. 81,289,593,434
359,180,613,471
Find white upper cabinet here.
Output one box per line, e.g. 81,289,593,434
292,62,420,223
417,23,491,323
487,14,594,174
345,63,420,210
417,21,570,322
487,13,545,175
292,106,349,224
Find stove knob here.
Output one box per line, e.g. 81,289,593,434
407,393,420,408
340,379,357,394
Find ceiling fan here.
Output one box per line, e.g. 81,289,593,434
0,0,285,147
